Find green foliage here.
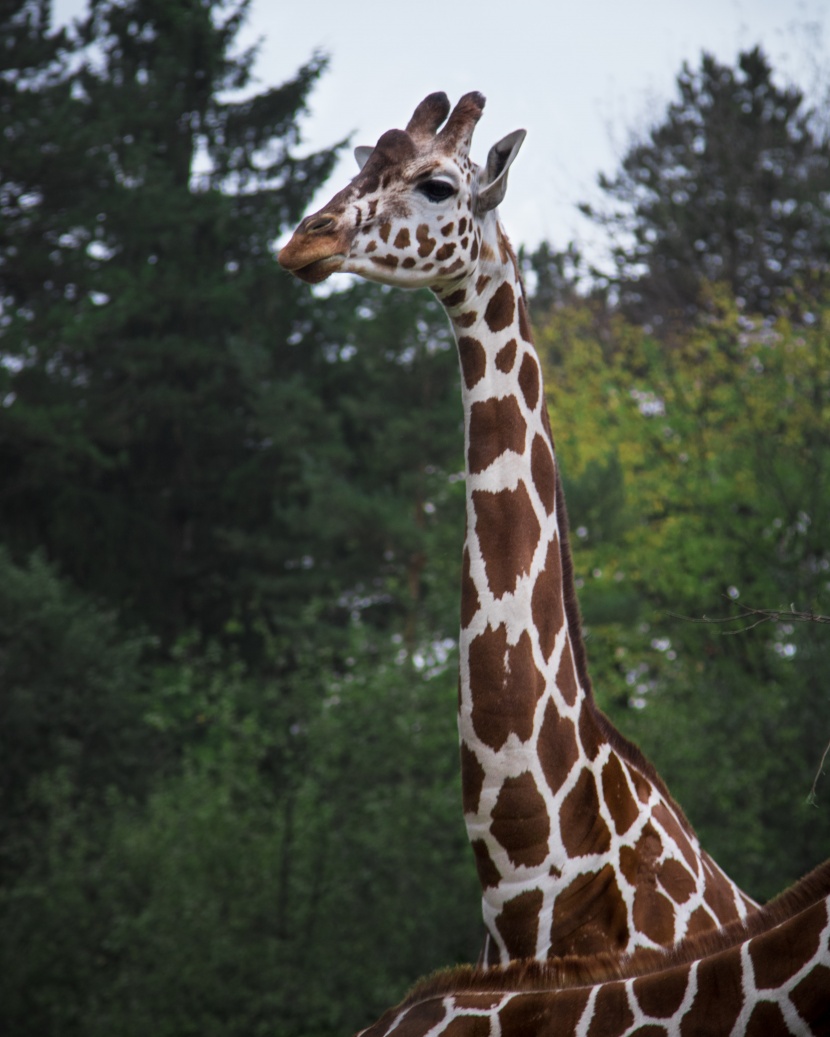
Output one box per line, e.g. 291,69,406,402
0,6,472,1034
0,0,340,643
4,11,830,1036
538,292,830,897
0,548,156,879
1,637,480,1037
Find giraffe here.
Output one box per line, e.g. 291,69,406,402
278,91,756,965
355,857,830,1037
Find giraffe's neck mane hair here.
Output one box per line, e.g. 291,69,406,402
401,858,830,1003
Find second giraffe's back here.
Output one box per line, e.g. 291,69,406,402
357,858,830,1037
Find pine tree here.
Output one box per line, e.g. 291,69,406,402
0,0,340,641
585,47,830,325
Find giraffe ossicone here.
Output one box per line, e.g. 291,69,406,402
279,90,756,964
356,858,830,1037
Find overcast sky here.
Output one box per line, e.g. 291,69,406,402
53,0,828,262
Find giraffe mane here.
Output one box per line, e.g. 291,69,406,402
551,437,699,835
401,857,830,1003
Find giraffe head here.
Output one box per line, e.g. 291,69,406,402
278,91,525,289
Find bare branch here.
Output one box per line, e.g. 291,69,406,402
667,599,830,634
808,737,830,807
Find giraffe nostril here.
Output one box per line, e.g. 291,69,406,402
305,214,336,234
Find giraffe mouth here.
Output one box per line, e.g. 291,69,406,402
286,254,346,284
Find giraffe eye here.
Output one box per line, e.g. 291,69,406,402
417,179,455,203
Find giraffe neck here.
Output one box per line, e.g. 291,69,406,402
435,221,752,964
359,859,830,1037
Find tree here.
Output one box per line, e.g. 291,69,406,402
537,291,830,898
584,47,830,325
0,0,341,643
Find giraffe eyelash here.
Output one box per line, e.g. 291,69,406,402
417,179,456,203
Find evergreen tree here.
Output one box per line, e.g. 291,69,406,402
0,0,340,643
584,47,830,325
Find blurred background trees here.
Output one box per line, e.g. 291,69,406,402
580,46,830,326
1,3,829,1034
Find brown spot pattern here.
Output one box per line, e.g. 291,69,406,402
751,899,827,988
633,884,676,946
686,905,715,937
633,966,689,1018
561,768,612,857
461,742,485,814
653,802,699,875
441,1016,491,1037
518,353,540,410
442,257,465,275
458,336,486,390
627,762,653,803
416,223,436,256
393,226,410,249
473,482,540,599
436,242,456,261
371,254,398,269
494,890,543,960
660,858,697,904
467,394,527,472
490,771,550,868
460,547,480,628
578,703,603,761
530,434,555,515
555,637,579,705
495,339,517,372
602,754,640,836
681,953,742,1035
476,274,491,295
470,838,501,889
468,625,544,750
551,865,629,957
402,256,416,269
393,1001,446,1037
500,989,590,1037
587,982,634,1037
702,856,741,920
537,700,578,795
745,1002,788,1037
518,295,533,342
441,222,455,236
379,221,391,242
791,963,830,1026
531,535,565,661
620,822,663,887
484,282,516,332
456,311,477,328
444,287,466,307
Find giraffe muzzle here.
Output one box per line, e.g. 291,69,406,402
277,216,348,283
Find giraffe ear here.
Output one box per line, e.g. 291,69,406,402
354,146,374,170
475,129,526,215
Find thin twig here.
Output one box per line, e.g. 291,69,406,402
667,599,830,634
808,737,830,807
669,599,830,803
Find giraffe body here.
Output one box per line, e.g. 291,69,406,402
279,91,755,964
358,859,830,1037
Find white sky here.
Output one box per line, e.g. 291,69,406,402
53,0,828,263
